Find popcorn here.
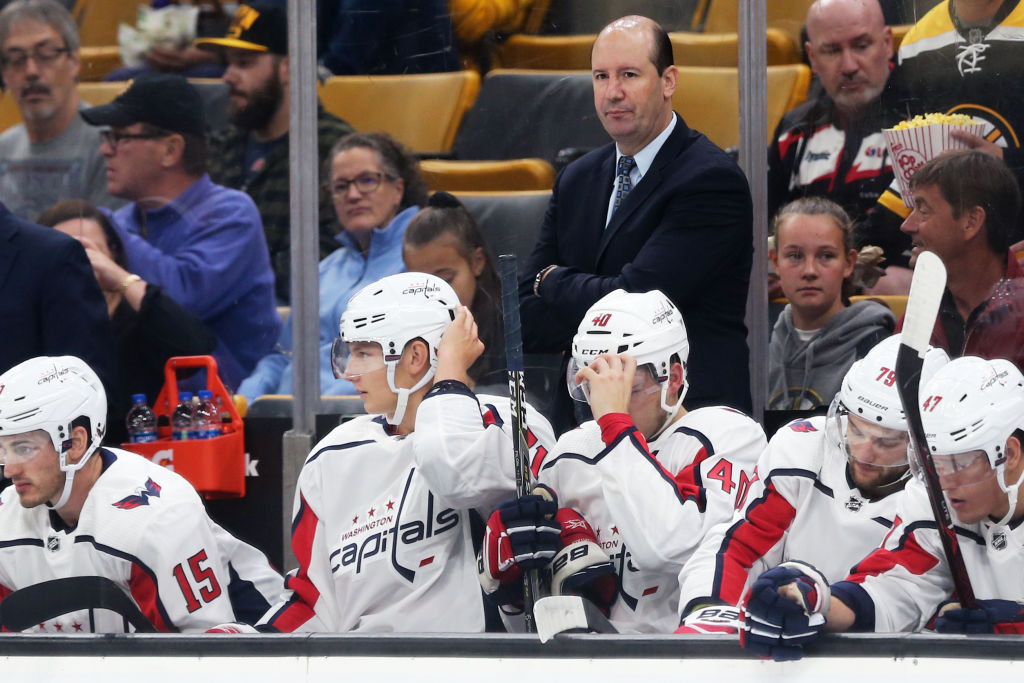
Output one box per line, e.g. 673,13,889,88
883,113,986,207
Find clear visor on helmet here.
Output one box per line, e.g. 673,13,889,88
330,339,387,379
826,396,910,469
933,449,996,490
566,356,662,404
0,430,51,468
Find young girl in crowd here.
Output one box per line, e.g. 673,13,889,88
402,191,505,388
767,197,895,410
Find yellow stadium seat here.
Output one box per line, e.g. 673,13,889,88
72,0,142,47
0,91,22,134
78,46,123,81
420,158,555,192
318,70,481,156
672,64,811,150
699,0,816,46
850,294,908,319
891,24,913,50
492,29,800,69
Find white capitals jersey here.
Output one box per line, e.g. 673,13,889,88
836,477,1024,632
679,416,905,616
0,448,281,633
259,384,554,633
538,406,765,633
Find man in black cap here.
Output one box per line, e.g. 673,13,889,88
80,73,281,389
196,1,353,304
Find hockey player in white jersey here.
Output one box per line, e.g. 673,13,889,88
742,356,1024,660
678,334,948,636
0,356,281,633
479,289,766,633
257,272,554,633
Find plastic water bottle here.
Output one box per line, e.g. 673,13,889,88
171,392,194,440
191,390,221,440
125,394,157,443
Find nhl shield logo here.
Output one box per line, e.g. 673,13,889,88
46,536,60,552
992,531,1007,551
845,496,863,512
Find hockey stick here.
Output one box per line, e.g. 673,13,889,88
0,576,158,632
533,595,618,643
498,253,541,633
894,250,977,608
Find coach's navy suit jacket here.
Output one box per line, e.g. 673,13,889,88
520,113,753,412
0,204,115,390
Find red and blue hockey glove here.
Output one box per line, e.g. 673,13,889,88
676,604,742,635
549,507,617,615
934,599,1024,634
740,560,830,661
478,485,561,606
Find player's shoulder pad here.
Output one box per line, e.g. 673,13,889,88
761,416,827,472
544,421,604,464
680,406,767,442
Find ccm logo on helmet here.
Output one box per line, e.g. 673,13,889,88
579,349,609,356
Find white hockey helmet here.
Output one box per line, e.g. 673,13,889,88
0,356,107,509
826,335,949,474
333,272,458,424
919,356,1024,524
569,289,689,435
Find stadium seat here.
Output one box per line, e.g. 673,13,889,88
696,0,816,46
78,46,123,81
891,24,912,50
318,70,481,156
673,64,812,150
454,190,551,266
492,29,800,69
453,69,605,166
420,158,556,192
72,0,141,47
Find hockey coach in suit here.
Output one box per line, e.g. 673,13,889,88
520,15,753,425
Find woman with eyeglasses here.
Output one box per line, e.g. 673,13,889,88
238,131,428,402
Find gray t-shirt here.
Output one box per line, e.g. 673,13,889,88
0,114,121,221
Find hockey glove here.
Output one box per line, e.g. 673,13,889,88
478,485,561,606
740,560,830,661
934,599,1024,635
675,604,742,635
549,507,617,615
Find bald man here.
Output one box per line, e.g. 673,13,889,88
768,0,899,231
520,15,754,430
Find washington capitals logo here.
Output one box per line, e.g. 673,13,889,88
788,420,818,433
112,478,162,510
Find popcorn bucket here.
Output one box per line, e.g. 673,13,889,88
883,116,986,208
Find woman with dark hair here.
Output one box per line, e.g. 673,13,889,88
37,199,217,442
402,191,504,386
239,131,429,401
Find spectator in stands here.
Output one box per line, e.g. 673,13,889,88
768,197,895,410
0,198,115,392
0,0,121,220
520,15,754,431
402,191,504,388
80,73,280,390
237,131,428,402
197,2,353,304
860,0,1024,287
899,150,1024,370
316,0,459,75
37,199,217,444
768,0,899,255
104,0,228,81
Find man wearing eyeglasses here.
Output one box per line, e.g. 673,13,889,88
0,0,120,221
196,2,353,305
79,73,281,389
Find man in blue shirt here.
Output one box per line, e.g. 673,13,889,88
81,73,280,388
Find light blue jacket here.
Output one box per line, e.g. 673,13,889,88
238,206,417,401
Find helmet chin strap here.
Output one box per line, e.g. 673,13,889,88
47,427,102,511
650,380,688,440
49,469,76,510
385,363,436,427
995,464,1024,525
